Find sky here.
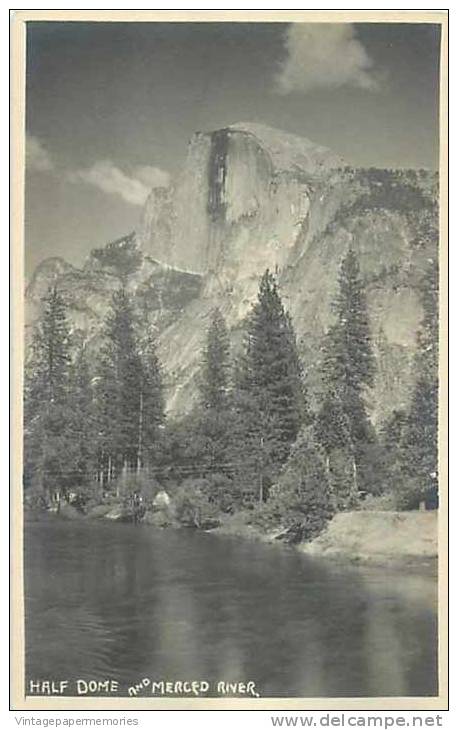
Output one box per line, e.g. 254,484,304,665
24,21,442,276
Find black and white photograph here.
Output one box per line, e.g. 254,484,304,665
10,10,448,710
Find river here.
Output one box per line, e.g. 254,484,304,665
24,515,437,698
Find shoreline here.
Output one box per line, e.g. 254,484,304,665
211,510,438,572
29,503,438,572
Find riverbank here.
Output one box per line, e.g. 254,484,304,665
298,510,438,567
34,501,438,568
212,509,438,568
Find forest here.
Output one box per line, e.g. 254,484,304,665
23,249,439,543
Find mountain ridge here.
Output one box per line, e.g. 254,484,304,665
26,123,438,421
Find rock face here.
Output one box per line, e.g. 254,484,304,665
26,123,438,423
25,233,203,352
139,123,345,280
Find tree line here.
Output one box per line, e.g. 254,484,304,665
24,249,439,538
24,288,165,499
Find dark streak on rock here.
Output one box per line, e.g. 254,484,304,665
207,129,230,222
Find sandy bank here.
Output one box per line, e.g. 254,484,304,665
299,510,438,566
40,502,439,569
212,510,438,568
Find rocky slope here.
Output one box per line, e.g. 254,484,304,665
26,123,438,421
25,234,203,356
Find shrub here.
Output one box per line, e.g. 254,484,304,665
328,447,359,511
355,441,392,498
393,477,438,511
357,491,400,512
358,481,437,512
24,482,50,510
206,472,241,513
91,234,142,278
67,481,103,512
113,472,163,508
256,427,334,544
173,478,219,528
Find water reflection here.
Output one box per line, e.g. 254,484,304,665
24,516,437,697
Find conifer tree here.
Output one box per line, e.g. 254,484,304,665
379,409,408,492
94,335,120,486
24,286,73,494
317,249,376,498
137,332,165,470
95,289,144,482
194,309,233,490
269,425,334,542
236,270,306,501
66,345,98,489
314,394,352,509
25,286,71,408
95,289,165,485
199,308,231,412
315,394,350,464
400,258,439,505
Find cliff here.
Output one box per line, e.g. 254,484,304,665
26,123,438,420
25,234,203,353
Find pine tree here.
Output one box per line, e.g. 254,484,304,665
314,393,352,509
24,286,73,495
269,425,334,542
94,336,120,486
382,409,408,455
137,332,165,470
191,309,236,503
315,394,350,460
95,289,165,487
95,289,144,483
317,249,376,499
236,270,306,501
380,409,407,482
199,309,231,412
66,345,98,491
25,286,71,408
400,258,439,506
325,249,375,396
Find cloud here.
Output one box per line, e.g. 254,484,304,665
134,165,171,189
25,133,171,206
26,134,54,172
68,160,171,206
275,24,379,95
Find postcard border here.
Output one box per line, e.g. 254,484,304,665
10,8,449,712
